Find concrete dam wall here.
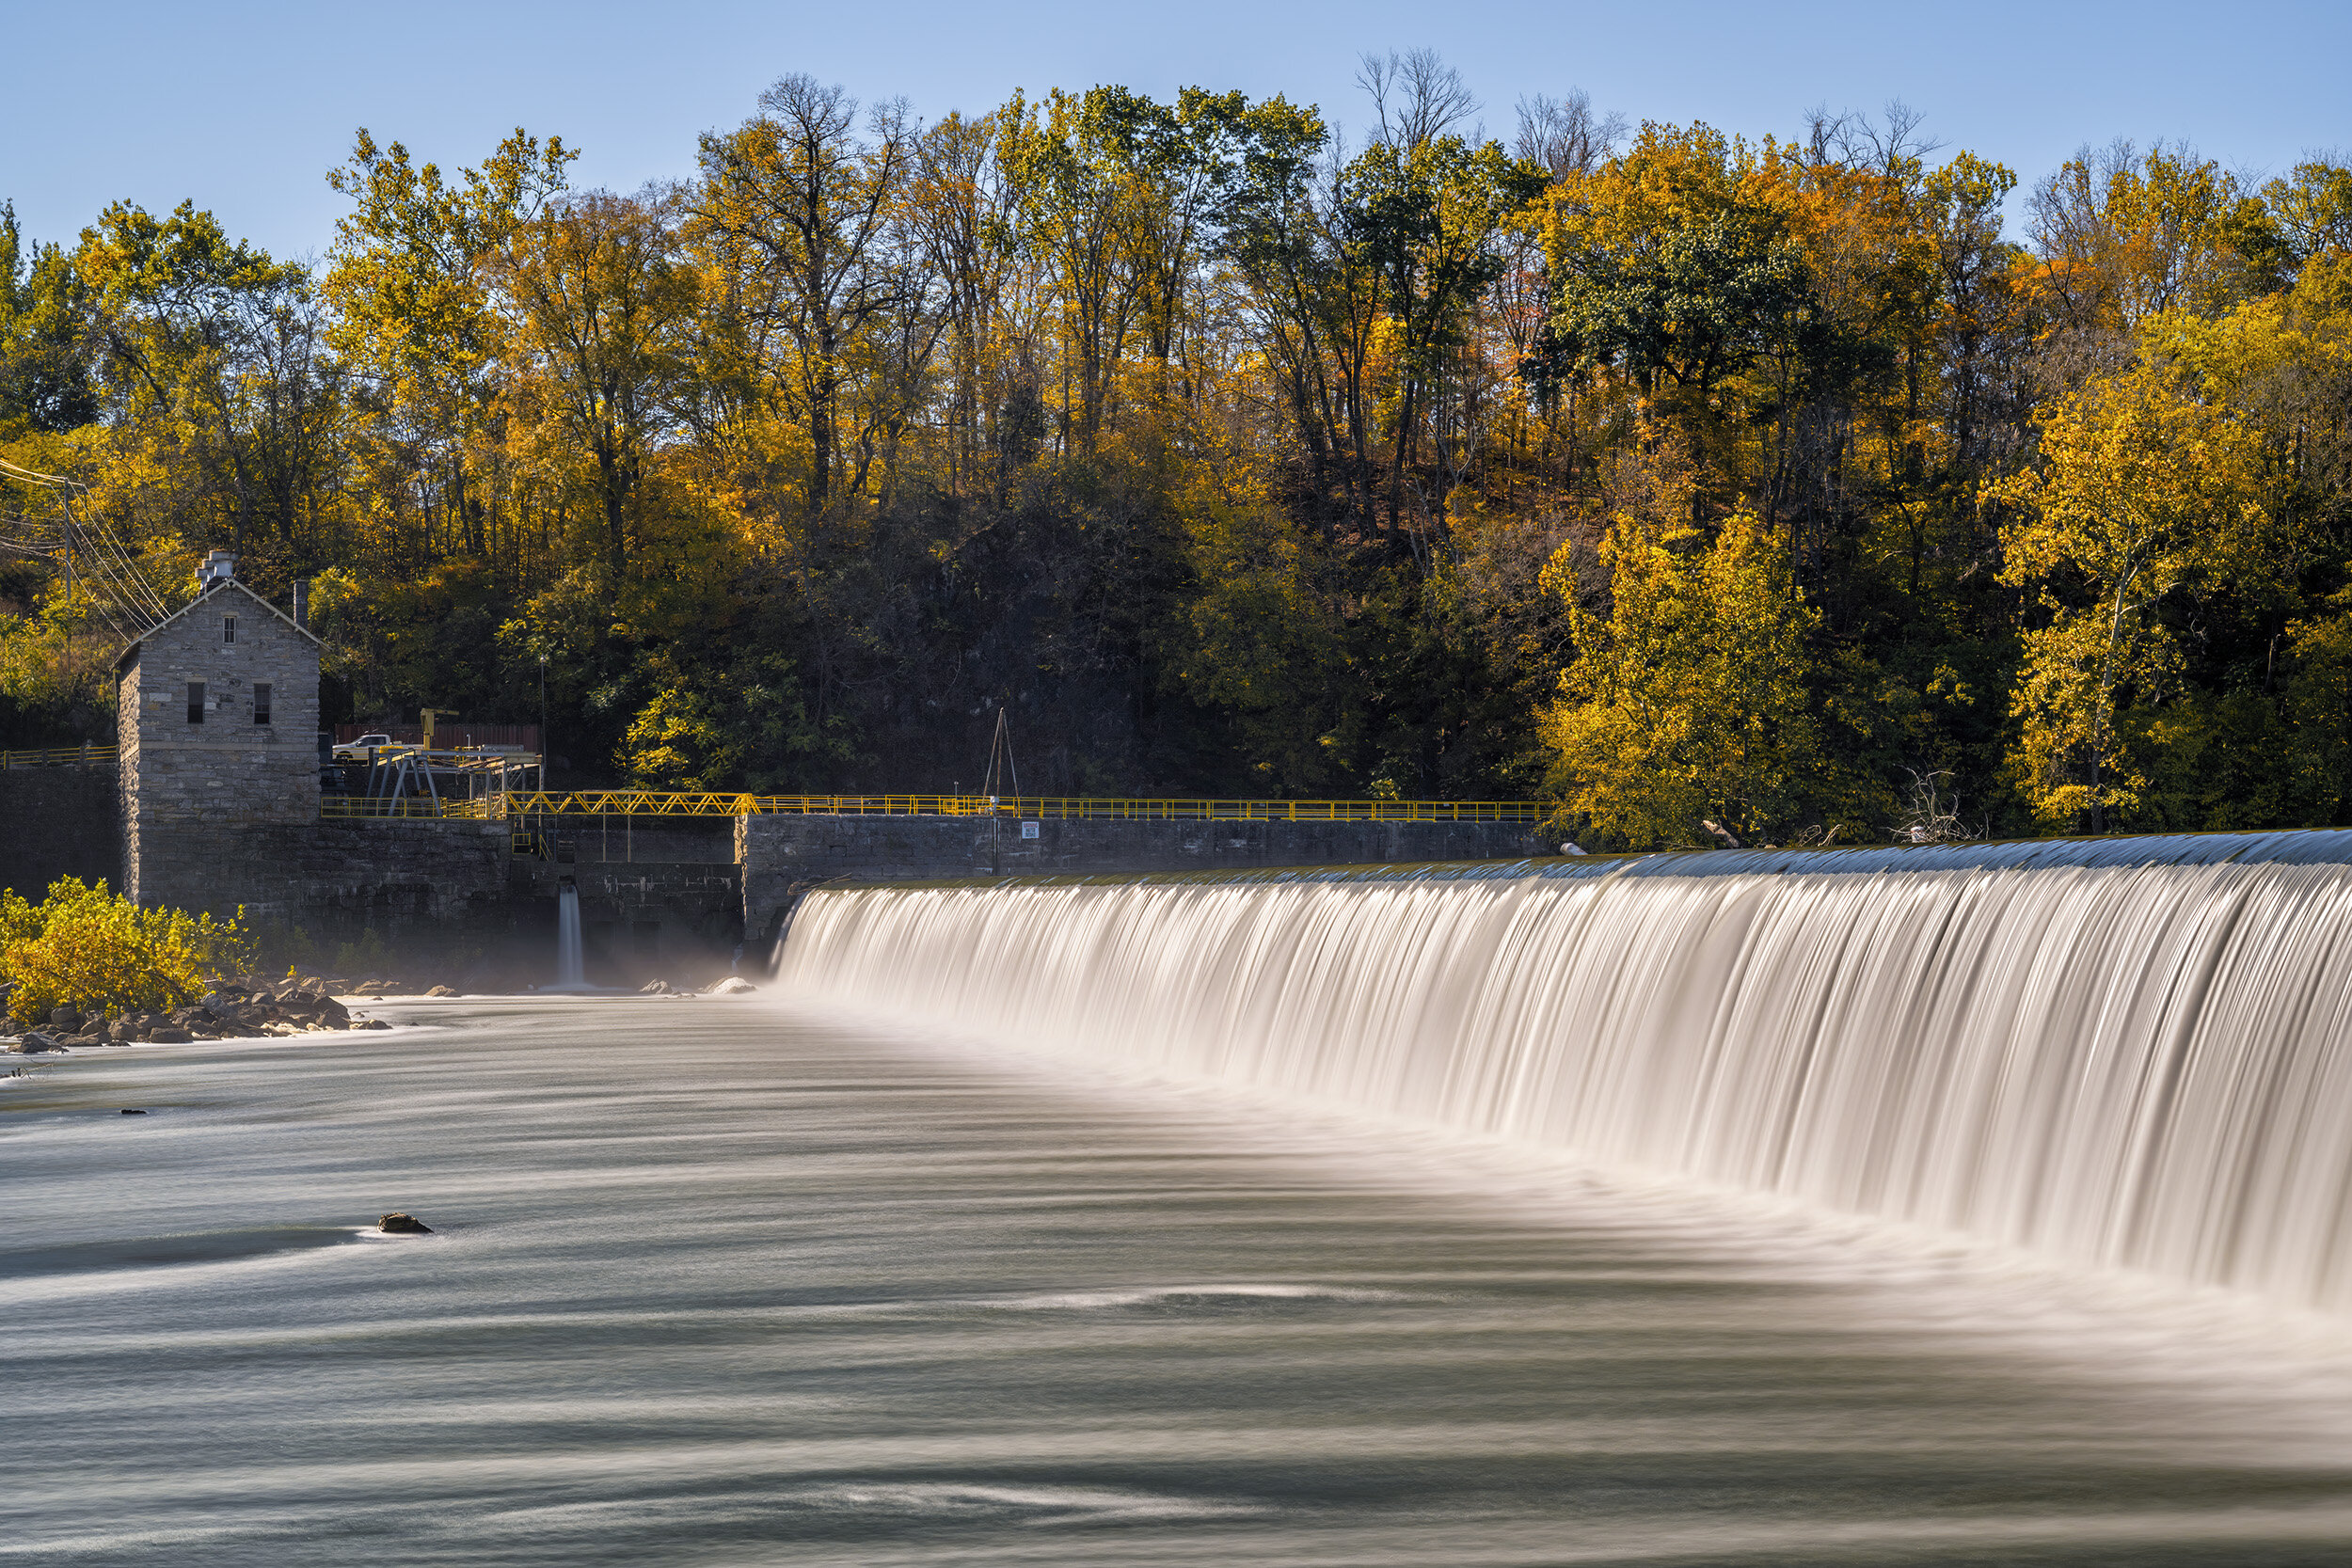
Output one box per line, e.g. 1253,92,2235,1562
3,763,1541,983
735,814,1548,942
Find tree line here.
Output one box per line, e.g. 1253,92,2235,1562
4,54,2349,845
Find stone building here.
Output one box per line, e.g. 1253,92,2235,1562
115,554,322,908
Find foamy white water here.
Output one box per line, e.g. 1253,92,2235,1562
778,832,2352,1315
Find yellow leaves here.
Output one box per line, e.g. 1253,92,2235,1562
2140,248,2352,413
1992,359,2277,826
1544,122,1744,246
323,126,575,407
1534,537,1580,605
0,878,251,1020
1994,360,2271,592
2026,146,2270,331
1542,119,1900,268
621,683,723,791
1540,505,1822,847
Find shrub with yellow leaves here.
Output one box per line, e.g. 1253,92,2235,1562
0,879,251,1022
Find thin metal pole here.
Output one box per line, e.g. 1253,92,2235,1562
60,497,70,695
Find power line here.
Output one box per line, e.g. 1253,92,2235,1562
0,456,170,646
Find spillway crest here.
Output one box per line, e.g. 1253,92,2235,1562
776,831,2352,1314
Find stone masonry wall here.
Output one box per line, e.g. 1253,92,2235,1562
135,818,512,948
516,858,744,983
119,579,321,907
0,767,123,899
135,817,740,979
737,814,1548,943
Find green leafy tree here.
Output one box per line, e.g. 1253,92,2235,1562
1343,133,1546,531
0,202,97,436
1538,124,1811,408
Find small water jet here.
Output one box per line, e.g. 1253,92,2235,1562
544,880,596,992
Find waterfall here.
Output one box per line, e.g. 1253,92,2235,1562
553,883,586,990
776,831,2352,1315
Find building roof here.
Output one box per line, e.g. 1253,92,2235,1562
112,578,325,672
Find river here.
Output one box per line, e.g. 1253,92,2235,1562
8,990,2352,1564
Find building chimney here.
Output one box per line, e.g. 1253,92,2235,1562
196,551,237,589
293,578,310,630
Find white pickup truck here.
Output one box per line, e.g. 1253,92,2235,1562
331,733,394,762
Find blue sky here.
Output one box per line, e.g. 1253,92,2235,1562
5,0,2346,261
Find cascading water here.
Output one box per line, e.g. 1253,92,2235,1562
777,829,2352,1315
553,881,586,990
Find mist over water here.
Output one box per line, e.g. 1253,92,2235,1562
9,837,2352,1561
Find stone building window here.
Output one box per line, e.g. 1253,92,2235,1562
186,681,206,723
223,615,236,644
253,683,272,725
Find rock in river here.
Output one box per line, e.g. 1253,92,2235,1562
377,1212,434,1234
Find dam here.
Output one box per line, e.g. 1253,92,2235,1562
0,559,1544,983
778,830,2352,1317
15,829,2352,1560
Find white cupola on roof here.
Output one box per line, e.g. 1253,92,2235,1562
196,550,237,588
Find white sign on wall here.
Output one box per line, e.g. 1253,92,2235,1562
1021,820,1040,839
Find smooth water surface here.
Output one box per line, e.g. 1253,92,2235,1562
7,998,2352,1565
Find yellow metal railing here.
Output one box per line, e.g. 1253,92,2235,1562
0,744,117,769
321,796,472,819
325,791,1542,823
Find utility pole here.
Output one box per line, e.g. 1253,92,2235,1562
983,706,1018,877
60,499,71,689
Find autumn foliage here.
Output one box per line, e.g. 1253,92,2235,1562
4,61,2349,847
1,879,251,1021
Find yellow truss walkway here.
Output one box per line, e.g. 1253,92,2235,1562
323,792,1543,824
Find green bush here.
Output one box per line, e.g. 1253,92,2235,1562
332,928,390,975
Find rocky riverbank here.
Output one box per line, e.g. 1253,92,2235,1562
6,983,389,1052
3,973,766,1052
